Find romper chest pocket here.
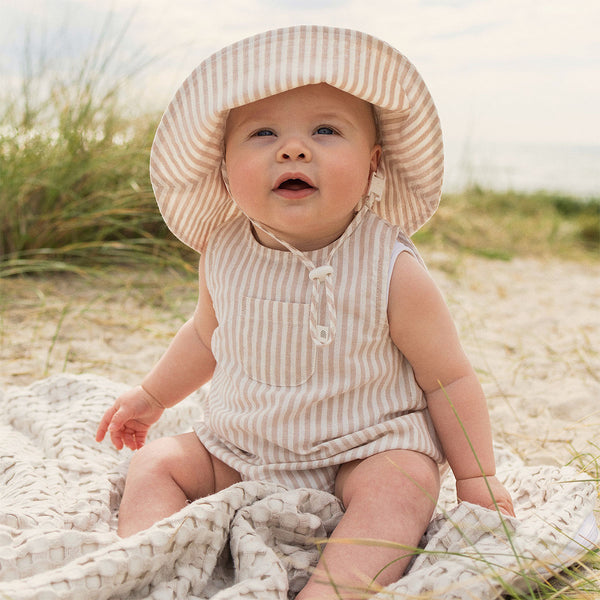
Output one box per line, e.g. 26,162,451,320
238,296,316,387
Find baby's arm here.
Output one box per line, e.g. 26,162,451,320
96,255,218,450
388,252,514,516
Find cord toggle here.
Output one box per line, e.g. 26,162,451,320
309,265,334,282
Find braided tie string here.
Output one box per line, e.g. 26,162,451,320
308,265,336,346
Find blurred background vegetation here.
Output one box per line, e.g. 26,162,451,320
1,21,598,278
0,16,194,277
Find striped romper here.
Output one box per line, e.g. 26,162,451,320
194,208,444,493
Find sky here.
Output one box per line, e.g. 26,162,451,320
2,0,599,193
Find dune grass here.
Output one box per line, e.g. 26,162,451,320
414,186,599,263
0,96,196,277
0,14,194,278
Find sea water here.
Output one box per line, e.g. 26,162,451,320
443,140,600,199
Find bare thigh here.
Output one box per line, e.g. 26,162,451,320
128,431,242,501
334,449,440,510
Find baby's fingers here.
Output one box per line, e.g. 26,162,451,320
493,496,516,518
109,426,136,451
108,406,147,451
120,429,146,451
96,405,118,443
97,404,132,450
107,405,133,435
108,428,125,451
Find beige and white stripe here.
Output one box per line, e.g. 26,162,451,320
194,211,444,493
150,26,444,253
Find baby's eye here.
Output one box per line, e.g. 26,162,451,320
315,126,336,135
254,129,275,137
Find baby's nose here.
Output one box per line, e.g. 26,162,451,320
277,138,312,162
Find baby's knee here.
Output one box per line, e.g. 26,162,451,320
341,450,440,509
124,432,225,500
388,451,440,493
127,436,182,479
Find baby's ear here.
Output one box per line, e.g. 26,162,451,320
370,144,382,173
220,160,233,197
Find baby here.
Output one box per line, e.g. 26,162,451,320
97,26,514,599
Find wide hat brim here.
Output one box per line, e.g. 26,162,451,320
150,26,444,253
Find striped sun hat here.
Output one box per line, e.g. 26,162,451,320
150,25,444,253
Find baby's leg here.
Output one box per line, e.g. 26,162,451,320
296,449,440,600
117,431,241,536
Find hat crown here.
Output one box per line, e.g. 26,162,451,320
151,26,444,252
205,26,411,114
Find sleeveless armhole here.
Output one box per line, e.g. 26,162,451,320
386,239,416,305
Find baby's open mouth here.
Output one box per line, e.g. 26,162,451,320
277,178,314,191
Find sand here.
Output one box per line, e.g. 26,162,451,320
2,252,599,473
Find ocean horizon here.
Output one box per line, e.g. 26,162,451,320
443,140,599,200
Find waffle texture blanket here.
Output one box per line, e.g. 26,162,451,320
0,373,597,599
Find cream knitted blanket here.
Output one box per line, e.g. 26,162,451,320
0,374,597,599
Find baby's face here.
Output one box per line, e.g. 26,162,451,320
224,83,381,251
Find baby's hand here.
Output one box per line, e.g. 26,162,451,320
95,386,165,451
456,475,515,517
